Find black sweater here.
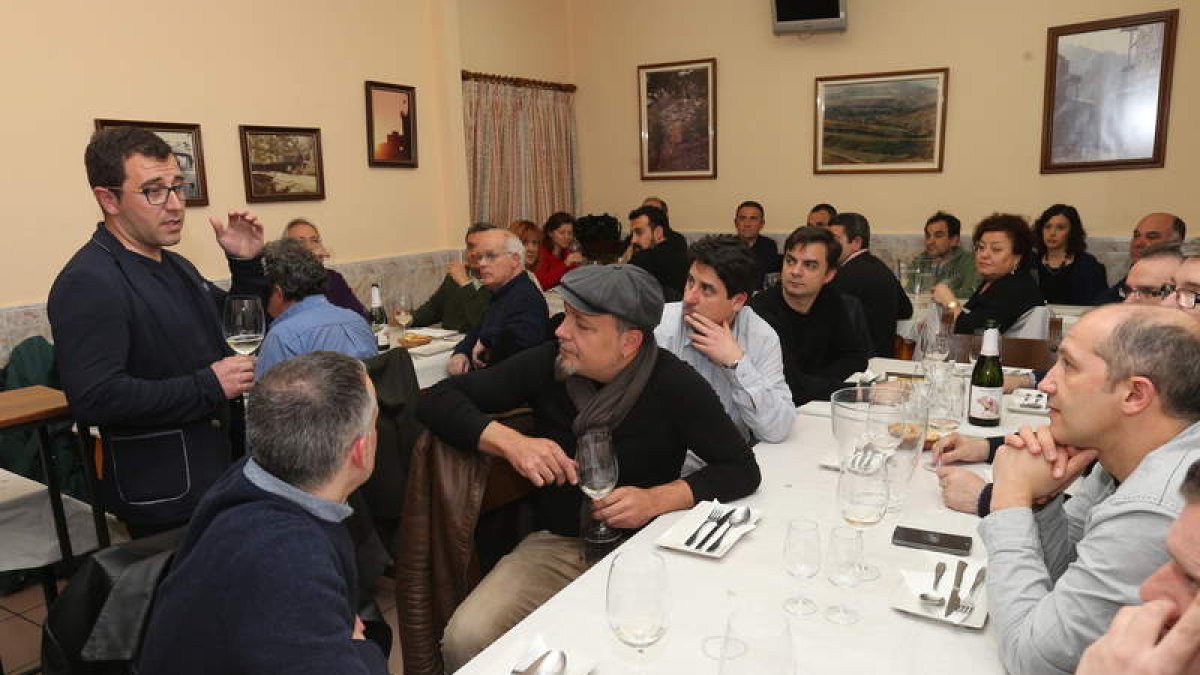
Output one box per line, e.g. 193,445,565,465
829,251,913,357
137,459,388,675
751,285,870,405
417,341,761,537
955,271,1046,334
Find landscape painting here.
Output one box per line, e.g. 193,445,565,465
814,68,948,174
238,125,325,202
639,58,716,179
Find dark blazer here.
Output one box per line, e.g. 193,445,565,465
830,251,913,357
630,230,689,300
955,270,1046,334
47,224,267,529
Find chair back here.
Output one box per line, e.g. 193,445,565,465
1004,305,1051,340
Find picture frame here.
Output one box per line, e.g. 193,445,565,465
94,119,209,206
638,58,717,180
814,68,949,174
238,125,325,202
365,81,418,168
1040,10,1178,173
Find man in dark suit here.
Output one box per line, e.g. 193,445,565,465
624,205,688,300
828,212,913,357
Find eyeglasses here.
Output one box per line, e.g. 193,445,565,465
1119,283,1175,300
1168,286,1199,310
106,183,191,206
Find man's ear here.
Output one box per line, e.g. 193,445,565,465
1120,375,1158,416
621,327,646,358
94,186,120,216
730,291,748,313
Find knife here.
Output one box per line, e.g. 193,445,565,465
694,507,735,549
944,560,968,617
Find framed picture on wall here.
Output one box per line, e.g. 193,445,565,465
814,68,949,174
94,119,209,206
638,58,717,180
365,80,418,168
238,125,325,202
1040,10,1178,173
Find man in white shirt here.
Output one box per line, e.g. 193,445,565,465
655,235,794,445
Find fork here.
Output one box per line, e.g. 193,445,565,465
684,503,724,547
949,567,987,624
846,444,883,473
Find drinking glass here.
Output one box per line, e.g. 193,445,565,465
823,526,862,625
783,519,821,616
718,599,793,675
830,387,871,467
393,292,413,340
838,448,888,582
223,295,265,356
884,388,929,512
607,550,669,654
578,429,620,544
925,363,963,470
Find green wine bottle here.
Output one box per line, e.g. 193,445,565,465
968,322,1003,427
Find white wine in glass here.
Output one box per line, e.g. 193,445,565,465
223,296,265,356
578,429,620,543
607,550,669,653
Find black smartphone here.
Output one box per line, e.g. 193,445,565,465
891,525,973,557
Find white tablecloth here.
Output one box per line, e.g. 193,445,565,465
456,366,1047,674
0,468,119,572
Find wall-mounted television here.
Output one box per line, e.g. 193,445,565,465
772,0,847,34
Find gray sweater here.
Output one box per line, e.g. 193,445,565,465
979,421,1200,675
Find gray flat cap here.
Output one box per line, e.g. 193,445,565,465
557,264,664,330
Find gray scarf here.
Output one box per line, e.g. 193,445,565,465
564,336,659,438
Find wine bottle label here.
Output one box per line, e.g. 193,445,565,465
968,386,1002,421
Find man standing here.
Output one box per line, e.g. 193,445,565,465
751,227,870,405
807,203,836,228
979,305,1200,674
255,238,377,378
138,352,389,675
448,230,548,375
910,211,977,297
733,200,779,289
626,205,689,300
655,235,794,444
48,127,265,536
419,265,760,670
412,222,497,333
1096,213,1186,303
828,212,913,357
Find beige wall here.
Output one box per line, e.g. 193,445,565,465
459,0,574,82
0,0,470,307
568,0,1196,239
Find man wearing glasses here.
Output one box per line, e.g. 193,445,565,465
1163,241,1200,318
48,126,267,537
1096,213,1186,304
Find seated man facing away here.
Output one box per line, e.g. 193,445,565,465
138,352,388,675
655,234,794,445
751,226,870,405
911,211,977,298
978,304,1200,674
256,238,377,379
448,229,548,375
1078,459,1200,675
413,222,496,333
418,265,761,670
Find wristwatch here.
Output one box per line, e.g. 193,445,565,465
724,359,741,370
946,300,960,310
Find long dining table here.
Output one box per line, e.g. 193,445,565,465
455,357,1049,674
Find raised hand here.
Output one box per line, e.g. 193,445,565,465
210,211,265,260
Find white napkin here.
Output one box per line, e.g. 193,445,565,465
798,400,832,417
508,634,597,675
407,339,458,357
409,327,458,338
891,558,988,629
655,501,762,558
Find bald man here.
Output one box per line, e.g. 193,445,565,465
1097,213,1187,304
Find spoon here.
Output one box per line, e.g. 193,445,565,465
706,506,752,553
919,561,948,606
513,649,567,675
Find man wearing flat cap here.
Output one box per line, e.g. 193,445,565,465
418,264,762,670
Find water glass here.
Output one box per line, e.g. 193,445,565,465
824,527,861,625
830,387,871,467
718,599,793,675
782,520,821,616
883,388,929,512
607,550,669,653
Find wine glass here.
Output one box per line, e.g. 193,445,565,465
783,519,821,616
578,429,620,544
718,598,793,675
823,526,862,625
838,445,888,582
393,292,413,340
606,550,669,655
223,295,265,356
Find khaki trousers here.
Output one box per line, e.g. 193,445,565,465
442,531,588,672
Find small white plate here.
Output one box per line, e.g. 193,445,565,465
890,561,988,630
1008,388,1049,415
655,501,761,559
408,339,458,357
409,327,458,338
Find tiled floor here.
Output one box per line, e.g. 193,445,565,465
0,575,404,675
